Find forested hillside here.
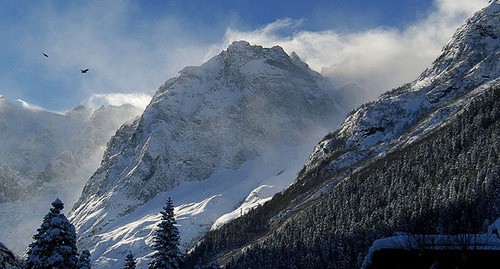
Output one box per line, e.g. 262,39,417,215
185,83,499,268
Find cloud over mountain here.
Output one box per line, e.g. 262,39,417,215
211,0,486,100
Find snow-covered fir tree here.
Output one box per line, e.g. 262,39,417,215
77,249,91,269
25,198,79,269
148,197,182,269
123,251,136,269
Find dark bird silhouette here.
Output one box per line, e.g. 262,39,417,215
43,52,48,57
81,68,89,74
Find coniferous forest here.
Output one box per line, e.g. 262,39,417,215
184,85,500,268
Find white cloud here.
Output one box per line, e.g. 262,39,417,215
209,0,488,100
87,92,152,109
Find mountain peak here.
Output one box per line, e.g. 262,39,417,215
76,41,340,207
71,41,345,267
226,40,252,51
225,40,285,54
221,40,289,63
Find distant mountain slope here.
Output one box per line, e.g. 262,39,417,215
184,2,500,268
0,100,143,196
70,41,347,268
0,100,143,254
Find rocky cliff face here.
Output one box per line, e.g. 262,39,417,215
70,41,347,268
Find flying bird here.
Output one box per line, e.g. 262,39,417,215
81,68,89,74
42,52,48,57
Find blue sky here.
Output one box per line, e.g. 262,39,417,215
0,0,488,111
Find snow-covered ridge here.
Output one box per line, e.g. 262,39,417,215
70,41,346,268
304,2,500,177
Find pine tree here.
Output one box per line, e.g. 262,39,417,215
77,249,91,269
148,197,182,269
25,198,79,269
123,251,137,269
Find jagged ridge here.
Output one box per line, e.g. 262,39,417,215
70,41,346,268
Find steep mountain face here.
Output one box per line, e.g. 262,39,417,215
302,2,499,180
184,2,500,268
0,100,143,254
70,41,345,268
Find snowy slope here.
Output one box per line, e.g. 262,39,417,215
303,2,500,181
0,99,143,255
70,41,346,268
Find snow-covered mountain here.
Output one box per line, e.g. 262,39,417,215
0,99,143,254
70,41,347,268
181,3,500,267
303,1,500,181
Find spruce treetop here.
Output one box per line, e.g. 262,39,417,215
51,198,64,213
